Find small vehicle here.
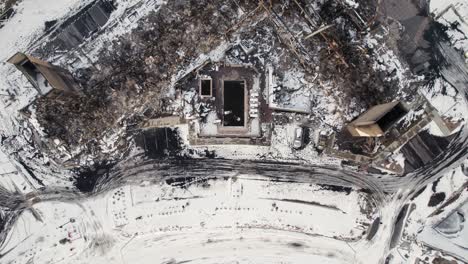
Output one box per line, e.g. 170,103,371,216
293,127,304,150
316,131,329,151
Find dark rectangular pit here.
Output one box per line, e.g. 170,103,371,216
377,103,408,131
223,80,245,127
135,127,181,158
200,79,212,96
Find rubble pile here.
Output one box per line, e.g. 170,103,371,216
10,0,435,177
34,1,243,161
318,0,406,108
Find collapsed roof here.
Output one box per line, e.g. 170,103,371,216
347,101,409,137
7,52,80,95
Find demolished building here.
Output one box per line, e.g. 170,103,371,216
43,0,116,52
7,52,80,96
347,101,409,137
179,59,264,145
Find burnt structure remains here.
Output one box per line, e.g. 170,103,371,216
0,0,459,180
135,127,182,159
7,52,80,95
347,101,409,137
38,0,116,53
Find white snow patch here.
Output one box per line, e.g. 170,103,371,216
0,178,372,264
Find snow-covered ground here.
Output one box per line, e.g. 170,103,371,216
431,0,468,58
422,76,467,137
191,123,339,165
388,164,468,263
0,176,374,264
0,149,22,192
420,202,468,262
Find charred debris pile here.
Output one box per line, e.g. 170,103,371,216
29,0,415,166
35,1,242,156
